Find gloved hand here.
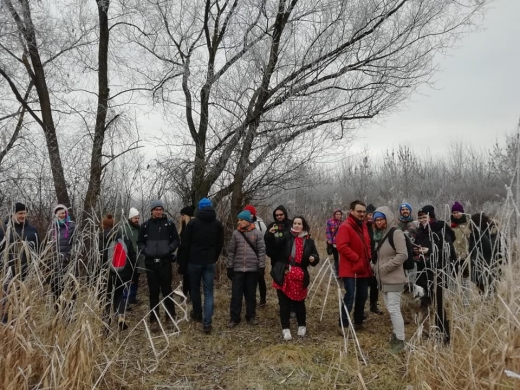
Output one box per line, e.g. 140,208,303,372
257,267,265,279
226,268,234,280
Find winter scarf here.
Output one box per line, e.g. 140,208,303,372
450,214,468,227
237,222,256,233
289,229,308,263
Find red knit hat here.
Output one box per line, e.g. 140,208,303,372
243,204,257,217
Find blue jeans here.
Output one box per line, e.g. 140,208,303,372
188,263,216,326
341,277,368,326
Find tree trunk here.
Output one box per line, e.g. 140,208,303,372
82,0,110,222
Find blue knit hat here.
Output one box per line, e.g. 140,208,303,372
373,211,386,220
198,197,212,209
237,210,252,222
399,202,412,213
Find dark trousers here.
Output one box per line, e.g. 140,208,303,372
230,271,257,322
367,276,379,308
416,269,450,341
182,271,191,298
123,270,140,302
106,272,128,316
332,247,339,276
257,273,267,303
145,259,176,322
341,277,368,325
276,289,306,329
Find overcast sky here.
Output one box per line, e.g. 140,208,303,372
351,0,520,157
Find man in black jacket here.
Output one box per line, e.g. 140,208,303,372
0,202,39,323
137,200,180,330
184,197,224,334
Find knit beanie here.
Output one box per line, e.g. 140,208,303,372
102,214,115,229
198,197,212,210
150,199,164,211
243,204,257,216
418,205,436,219
14,202,27,213
237,210,253,222
53,204,67,215
366,204,376,214
399,202,412,213
373,211,386,220
128,207,140,219
180,205,195,217
451,201,464,213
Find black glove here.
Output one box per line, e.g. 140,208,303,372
257,267,265,278
226,268,234,280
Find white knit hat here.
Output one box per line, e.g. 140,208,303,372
128,207,140,219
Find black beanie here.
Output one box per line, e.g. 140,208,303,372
180,205,195,217
418,205,436,219
14,202,27,213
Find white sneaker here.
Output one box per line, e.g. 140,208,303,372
282,328,292,340
297,326,306,337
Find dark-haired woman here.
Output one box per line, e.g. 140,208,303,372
270,216,319,340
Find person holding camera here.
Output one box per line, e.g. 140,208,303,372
137,200,180,330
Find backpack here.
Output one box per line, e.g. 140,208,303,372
380,227,415,271
107,238,128,272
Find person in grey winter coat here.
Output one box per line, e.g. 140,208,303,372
372,206,408,353
49,204,76,306
226,210,266,327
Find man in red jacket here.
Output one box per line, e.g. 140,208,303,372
336,200,373,332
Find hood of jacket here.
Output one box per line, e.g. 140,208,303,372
196,206,217,222
374,206,395,234
272,205,289,221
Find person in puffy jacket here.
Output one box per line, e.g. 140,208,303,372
271,216,319,340
49,204,76,308
336,200,372,332
137,200,180,330
226,210,266,327
372,206,408,353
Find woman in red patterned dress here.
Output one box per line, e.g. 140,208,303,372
270,216,320,340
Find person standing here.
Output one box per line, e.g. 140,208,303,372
243,204,268,306
325,209,343,277
450,201,471,303
372,207,408,353
336,200,372,332
137,200,180,330
271,216,319,340
49,204,76,309
177,205,195,301
122,207,142,306
184,197,224,334
0,203,39,323
396,202,419,286
227,210,266,327
100,214,136,330
365,204,382,315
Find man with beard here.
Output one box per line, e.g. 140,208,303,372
122,207,143,307
336,200,373,332
396,202,419,285
138,200,180,331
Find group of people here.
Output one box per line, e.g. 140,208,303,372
326,200,502,352
0,198,502,351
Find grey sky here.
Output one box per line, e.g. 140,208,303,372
352,0,520,156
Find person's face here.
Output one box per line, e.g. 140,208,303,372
334,211,342,220
237,218,250,229
365,213,373,222
292,218,303,232
418,214,429,226
130,215,140,226
152,207,164,219
350,205,366,221
275,210,285,222
400,207,410,218
14,210,27,224
375,217,387,230
56,209,67,221
452,211,463,220
181,214,190,224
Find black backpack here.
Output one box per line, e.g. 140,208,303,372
378,227,415,271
